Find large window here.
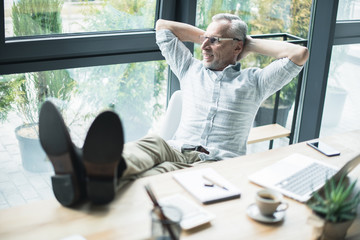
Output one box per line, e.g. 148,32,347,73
0,0,171,209
319,1,360,137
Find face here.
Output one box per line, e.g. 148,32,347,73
201,20,243,71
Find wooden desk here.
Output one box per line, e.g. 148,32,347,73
2,130,360,240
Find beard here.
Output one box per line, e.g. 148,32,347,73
202,59,226,71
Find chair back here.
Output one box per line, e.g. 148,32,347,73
159,90,182,140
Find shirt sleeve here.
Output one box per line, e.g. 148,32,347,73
254,58,303,102
156,29,195,80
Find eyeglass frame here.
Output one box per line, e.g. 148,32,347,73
200,35,241,44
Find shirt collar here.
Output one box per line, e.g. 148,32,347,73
228,62,241,71
206,62,241,73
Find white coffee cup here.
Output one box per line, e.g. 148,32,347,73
255,189,289,216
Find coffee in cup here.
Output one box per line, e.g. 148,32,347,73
256,189,289,216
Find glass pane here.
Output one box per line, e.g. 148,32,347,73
0,60,167,208
196,0,312,38
4,0,157,38
337,0,360,20
320,44,360,137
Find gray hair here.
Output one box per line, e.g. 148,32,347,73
212,13,248,42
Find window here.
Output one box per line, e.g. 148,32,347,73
5,0,157,38
320,44,360,137
337,0,360,20
1,0,176,209
327,1,360,136
1,0,164,75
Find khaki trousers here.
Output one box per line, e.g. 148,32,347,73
120,134,209,182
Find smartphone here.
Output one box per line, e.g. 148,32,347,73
306,140,340,157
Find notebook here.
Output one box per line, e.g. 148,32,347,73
173,168,241,204
159,194,215,230
249,153,360,202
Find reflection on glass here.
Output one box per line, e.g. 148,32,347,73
4,0,157,38
320,44,360,137
337,0,360,20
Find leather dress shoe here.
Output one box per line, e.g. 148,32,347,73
83,110,127,204
39,101,86,207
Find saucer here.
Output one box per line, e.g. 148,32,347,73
246,203,285,223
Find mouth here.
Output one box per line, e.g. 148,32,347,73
202,52,214,60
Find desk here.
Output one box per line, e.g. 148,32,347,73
1,130,360,240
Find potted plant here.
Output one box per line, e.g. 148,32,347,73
11,71,75,173
307,174,360,240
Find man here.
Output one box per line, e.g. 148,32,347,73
39,13,308,206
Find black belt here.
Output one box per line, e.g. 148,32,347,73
181,144,209,154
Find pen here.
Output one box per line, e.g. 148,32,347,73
203,175,229,191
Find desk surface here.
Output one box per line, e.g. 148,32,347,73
2,130,360,240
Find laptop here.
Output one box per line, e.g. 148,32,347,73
248,152,360,202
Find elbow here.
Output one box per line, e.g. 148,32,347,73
300,47,310,65
291,46,309,66
156,19,167,31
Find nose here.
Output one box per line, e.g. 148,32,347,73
201,38,211,50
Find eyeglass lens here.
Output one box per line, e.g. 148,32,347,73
201,36,218,44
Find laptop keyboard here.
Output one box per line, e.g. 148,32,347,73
275,163,337,196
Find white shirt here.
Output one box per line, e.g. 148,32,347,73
156,29,303,161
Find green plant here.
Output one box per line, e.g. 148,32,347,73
13,71,76,125
12,0,63,36
0,75,23,123
308,174,360,223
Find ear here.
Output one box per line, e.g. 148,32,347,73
234,41,243,58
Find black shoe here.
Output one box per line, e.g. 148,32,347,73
39,101,86,207
83,111,127,204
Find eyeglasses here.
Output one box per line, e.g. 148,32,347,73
200,35,241,44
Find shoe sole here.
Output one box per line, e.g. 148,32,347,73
39,101,84,206
83,111,126,204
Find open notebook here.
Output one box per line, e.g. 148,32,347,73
173,168,241,204
249,153,360,202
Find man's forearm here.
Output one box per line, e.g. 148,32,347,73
156,19,205,44
243,37,309,66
